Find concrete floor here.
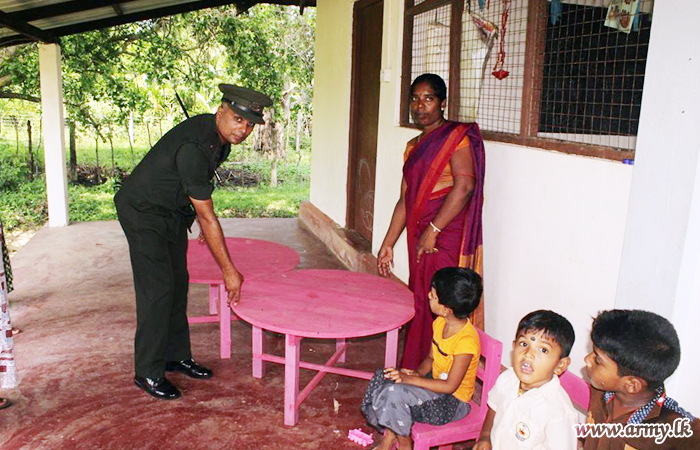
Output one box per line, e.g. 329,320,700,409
0,219,408,449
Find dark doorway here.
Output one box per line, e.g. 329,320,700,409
347,0,383,243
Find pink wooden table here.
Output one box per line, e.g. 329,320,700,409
187,238,299,358
232,269,415,426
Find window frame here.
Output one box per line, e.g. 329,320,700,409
400,0,637,162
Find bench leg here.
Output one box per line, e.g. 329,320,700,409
219,284,231,359
336,338,346,363
385,328,400,368
252,325,265,378
209,284,218,315
284,334,301,426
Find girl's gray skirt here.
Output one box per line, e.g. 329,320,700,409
361,369,471,436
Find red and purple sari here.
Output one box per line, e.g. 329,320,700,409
400,121,485,370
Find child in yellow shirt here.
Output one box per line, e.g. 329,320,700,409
362,267,482,450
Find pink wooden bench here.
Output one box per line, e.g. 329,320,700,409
232,269,414,426
559,369,591,411
409,329,503,450
186,238,299,359
409,334,591,450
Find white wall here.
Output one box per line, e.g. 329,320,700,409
482,144,633,374
309,0,355,225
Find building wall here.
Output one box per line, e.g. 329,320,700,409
309,0,355,224
312,0,699,408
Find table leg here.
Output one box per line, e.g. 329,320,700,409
252,325,265,378
384,328,400,368
336,338,346,363
284,334,301,426
219,284,231,359
209,284,218,315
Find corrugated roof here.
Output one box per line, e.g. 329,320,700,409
0,0,314,48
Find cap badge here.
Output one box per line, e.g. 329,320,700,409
250,102,262,113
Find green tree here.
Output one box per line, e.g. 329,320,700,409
0,5,315,184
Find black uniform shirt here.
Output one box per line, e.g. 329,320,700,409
116,114,230,234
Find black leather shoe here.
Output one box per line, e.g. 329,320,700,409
165,359,213,379
134,376,181,400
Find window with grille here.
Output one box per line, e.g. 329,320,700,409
401,0,653,161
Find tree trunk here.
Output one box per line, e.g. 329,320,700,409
109,137,115,173
271,121,285,188
270,156,278,187
261,109,277,187
145,119,152,148
107,124,114,173
13,116,19,155
295,111,303,169
125,120,135,168
69,121,77,181
280,83,294,159
94,132,100,185
27,120,34,180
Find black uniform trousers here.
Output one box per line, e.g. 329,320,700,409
116,201,192,379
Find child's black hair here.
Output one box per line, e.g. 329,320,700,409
411,73,447,102
430,267,482,319
516,310,575,358
591,309,680,388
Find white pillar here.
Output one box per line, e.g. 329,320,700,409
38,43,69,227
615,0,700,407
666,152,700,410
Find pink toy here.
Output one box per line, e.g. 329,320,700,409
348,429,374,447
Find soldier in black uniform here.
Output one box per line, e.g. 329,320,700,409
115,84,272,400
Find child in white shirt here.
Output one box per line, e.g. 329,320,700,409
474,310,579,450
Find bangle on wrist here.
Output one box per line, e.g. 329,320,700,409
429,221,441,233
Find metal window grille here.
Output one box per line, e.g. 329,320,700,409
407,3,452,125
402,0,654,160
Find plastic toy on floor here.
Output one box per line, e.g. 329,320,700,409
348,428,374,447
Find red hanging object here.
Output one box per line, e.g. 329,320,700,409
492,0,511,80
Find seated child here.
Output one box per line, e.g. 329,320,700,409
361,267,482,450
583,309,700,449
474,310,579,450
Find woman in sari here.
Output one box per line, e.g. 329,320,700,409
377,74,485,370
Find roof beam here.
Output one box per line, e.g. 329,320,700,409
10,0,139,22
0,10,58,44
28,0,242,38
0,0,316,47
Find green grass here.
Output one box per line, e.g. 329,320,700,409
0,139,310,233
213,181,309,218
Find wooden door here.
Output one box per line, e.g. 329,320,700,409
347,0,383,243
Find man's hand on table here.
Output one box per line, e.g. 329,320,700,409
225,269,244,307
194,216,206,243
